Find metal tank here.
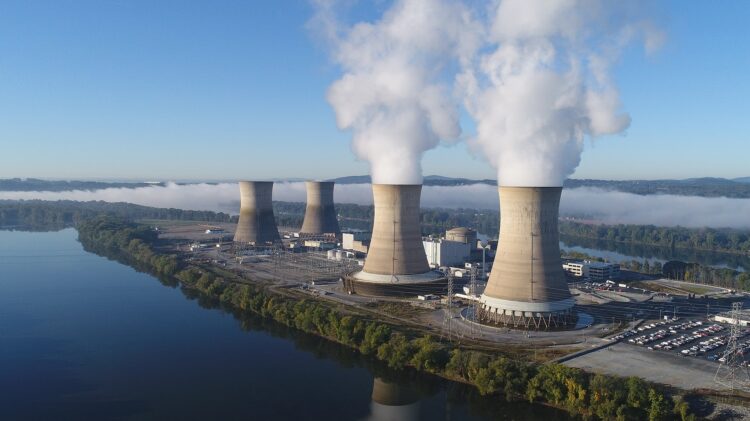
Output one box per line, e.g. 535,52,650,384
300,181,341,236
344,184,446,296
478,186,574,329
233,181,281,244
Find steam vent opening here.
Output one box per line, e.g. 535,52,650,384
478,186,575,329
233,181,281,245
344,184,447,296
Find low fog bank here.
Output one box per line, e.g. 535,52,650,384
1,183,749,229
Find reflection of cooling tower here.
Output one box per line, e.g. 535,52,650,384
233,181,280,244
344,184,447,296
365,378,420,421
479,187,574,329
300,181,341,236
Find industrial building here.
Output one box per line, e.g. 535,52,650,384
233,181,281,245
478,187,574,329
714,311,750,326
422,237,471,268
563,260,621,281
342,232,371,254
343,184,448,296
300,181,341,237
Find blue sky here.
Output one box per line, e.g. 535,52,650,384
0,0,748,181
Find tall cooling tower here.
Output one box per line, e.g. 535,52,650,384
233,181,281,244
345,184,446,296
366,378,420,421
300,181,341,236
478,187,574,329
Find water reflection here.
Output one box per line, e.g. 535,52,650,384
561,235,749,272
366,378,422,421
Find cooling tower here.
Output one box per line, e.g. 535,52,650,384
300,181,341,236
344,184,447,296
233,181,281,245
478,187,574,329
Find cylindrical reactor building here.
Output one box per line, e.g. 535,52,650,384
300,181,341,236
344,184,447,296
478,187,574,329
233,181,281,245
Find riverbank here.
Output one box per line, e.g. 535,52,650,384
76,216,697,420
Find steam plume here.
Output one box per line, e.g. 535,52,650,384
459,0,664,186
312,0,477,184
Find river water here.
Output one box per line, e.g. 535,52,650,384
0,229,569,420
560,235,749,272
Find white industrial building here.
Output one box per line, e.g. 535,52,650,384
342,232,371,254
714,310,750,326
563,260,621,281
423,238,471,268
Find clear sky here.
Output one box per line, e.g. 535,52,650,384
0,0,748,181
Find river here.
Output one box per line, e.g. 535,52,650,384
560,235,749,272
0,228,569,420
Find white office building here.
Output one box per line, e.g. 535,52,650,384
562,260,620,281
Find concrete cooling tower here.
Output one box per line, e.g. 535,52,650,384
478,187,574,329
233,181,281,245
300,181,341,236
344,184,447,296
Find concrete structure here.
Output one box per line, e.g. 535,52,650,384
344,184,447,296
300,181,341,237
445,227,478,246
423,238,471,268
233,181,281,244
479,187,574,329
563,260,621,281
714,310,750,326
342,232,371,254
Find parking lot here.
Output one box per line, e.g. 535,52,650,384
611,317,750,366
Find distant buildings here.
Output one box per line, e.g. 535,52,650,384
563,260,621,281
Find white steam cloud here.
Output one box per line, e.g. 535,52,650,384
312,0,478,184
2,183,750,229
459,0,664,186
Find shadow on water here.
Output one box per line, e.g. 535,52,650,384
561,235,750,272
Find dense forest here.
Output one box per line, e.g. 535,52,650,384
0,200,234,230
76,216,695,420
559,221,750,255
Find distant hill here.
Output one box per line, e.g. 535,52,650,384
0,178,162,192
733,177,750,184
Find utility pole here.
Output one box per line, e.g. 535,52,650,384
715,302,750,391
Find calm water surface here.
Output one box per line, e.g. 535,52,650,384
0,229,569,420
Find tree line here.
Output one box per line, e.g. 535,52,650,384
76,215,696,420
559,221,750,255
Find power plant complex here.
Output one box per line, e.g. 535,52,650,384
478,187,574,328
230,180,574,329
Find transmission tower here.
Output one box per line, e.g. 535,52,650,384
441,272,454,342
468,267,480,339
715,302,750,391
